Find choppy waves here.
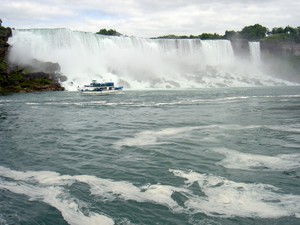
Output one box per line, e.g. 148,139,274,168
113,123,300,148
212,148,300,171
1,165,300,225
171,169,300,218
20,93,300,108
1,88,300,224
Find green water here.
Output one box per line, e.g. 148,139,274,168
0,87,300,225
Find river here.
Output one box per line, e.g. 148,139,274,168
0,86,300,225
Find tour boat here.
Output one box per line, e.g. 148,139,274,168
78,80,123,95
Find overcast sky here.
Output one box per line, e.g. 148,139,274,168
1,0,299,37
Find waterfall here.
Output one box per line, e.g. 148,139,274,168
8,28,291,90
249,42,261,65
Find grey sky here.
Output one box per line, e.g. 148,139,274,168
1,0,299,37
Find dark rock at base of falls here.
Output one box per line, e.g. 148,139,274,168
0,23,66,93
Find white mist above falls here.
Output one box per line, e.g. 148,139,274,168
8,28,294,90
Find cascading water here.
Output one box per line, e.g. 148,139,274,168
249,42,261,65
8,28,293,90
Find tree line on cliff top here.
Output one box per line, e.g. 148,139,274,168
97,24,300,42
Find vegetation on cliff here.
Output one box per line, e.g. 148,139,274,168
153,24,300,42
0,22,65,93
96,28,121,36
156,33,224,40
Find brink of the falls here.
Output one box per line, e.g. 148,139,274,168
7,28,294,90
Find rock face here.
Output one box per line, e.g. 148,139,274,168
230,38,300,82
230,39,250,60
0,26,12,70
0,24,65,93
261,40,300,57
260,40,300,82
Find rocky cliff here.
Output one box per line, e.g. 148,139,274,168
230,39,250,60
230,38,300,82
0,25,65,93
260,40,300,82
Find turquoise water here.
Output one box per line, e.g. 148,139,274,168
0,87,300,225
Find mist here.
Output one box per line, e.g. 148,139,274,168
7,28,296,90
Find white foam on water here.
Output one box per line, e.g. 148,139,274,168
0,166,113,225
266,124,300,133
113,124,267,149
188,218,222,225
25,102,40,105
74,175,187,210
0,166,74,185
0,180,114,225
1,166,300,220
0,100,14,103
0,166,187,220
186,94,300,105
211,148,300,171
113,131,160,149
0,217,6,224
170,169,300,218
113,127,197,149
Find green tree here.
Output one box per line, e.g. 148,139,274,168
284,26,296,35
240,24,268,41
267,26,300,43
96,28,121,36
272,27,284,34
199,33,223,40
224,30,239,40
295,27,300,42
